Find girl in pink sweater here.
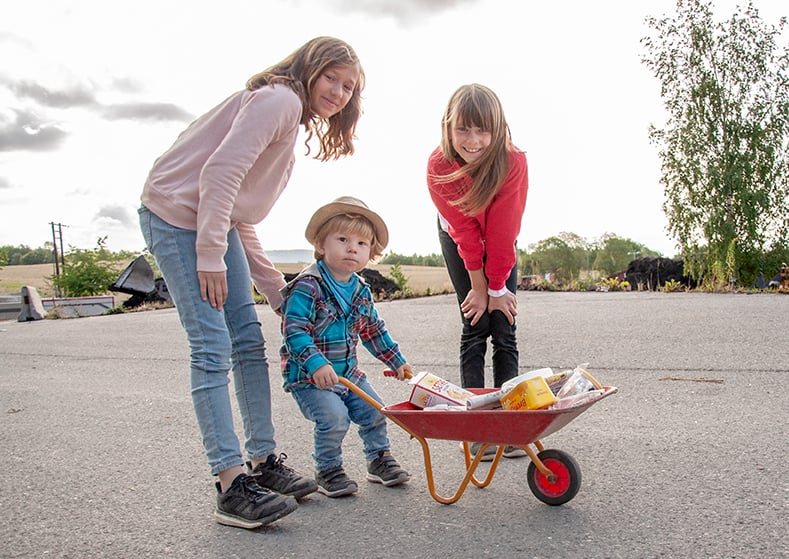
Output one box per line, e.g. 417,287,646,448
139,36,364,529
427,84,529,459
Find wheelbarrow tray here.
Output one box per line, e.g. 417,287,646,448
380,387,617,445
337,376,617,504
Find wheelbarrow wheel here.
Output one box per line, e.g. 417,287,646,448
527,449,581,506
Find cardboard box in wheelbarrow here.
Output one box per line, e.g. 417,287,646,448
408,371,474,408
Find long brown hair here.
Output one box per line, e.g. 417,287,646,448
246,36,365,161
434,84,513,215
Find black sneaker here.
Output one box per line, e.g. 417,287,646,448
249,453,318,499
215,473,297,529
366,451,410,487
315,467,358,498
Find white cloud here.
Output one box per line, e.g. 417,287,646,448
2,0,782,257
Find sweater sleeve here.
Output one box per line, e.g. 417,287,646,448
426,148,529,291
196,86,301,274
426,149,486,272
236,223,286,310
482,151,529,290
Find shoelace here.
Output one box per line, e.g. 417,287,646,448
270,452,297,474
239,475,272,502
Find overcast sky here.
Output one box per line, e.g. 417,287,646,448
1,0,785,259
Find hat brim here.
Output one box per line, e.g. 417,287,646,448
305,201,389,249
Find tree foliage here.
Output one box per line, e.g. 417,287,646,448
0,244,55,265
642,0,789,285
522,233,661,281
380,252,445,266
592,234,660,276
522,233,590,283
50,237,124,297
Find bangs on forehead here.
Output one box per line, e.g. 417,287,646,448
323,213,375,240
453,97,494,130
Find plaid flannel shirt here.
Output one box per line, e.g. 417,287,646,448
280,263,407,392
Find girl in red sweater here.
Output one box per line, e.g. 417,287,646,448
427,83,529,402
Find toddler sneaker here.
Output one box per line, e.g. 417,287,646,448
503,445,528,459
215,473,297,529
249,453,318,499
315,466,358,498
460,441,497,462
366,451,410,487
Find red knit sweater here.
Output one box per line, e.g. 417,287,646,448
427,147,529,291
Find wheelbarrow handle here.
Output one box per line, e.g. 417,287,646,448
337,370,412,410
383,369,413,379
336,377,384,410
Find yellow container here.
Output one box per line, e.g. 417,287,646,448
500,375,558,410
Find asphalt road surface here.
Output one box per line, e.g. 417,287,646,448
1,291,787,558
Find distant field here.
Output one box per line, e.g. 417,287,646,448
0,263,58,296
0,262,453,297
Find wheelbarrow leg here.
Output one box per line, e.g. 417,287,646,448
418,437,503,504
460,442,504,488
336,377,503,505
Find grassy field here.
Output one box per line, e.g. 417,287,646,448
0,262,453,298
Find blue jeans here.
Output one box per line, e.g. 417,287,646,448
290,380,389,473
139,206,276,475
438,219,519,389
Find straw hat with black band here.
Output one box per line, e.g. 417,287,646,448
305,196,389,249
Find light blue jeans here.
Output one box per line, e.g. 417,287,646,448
139,206,276,475
290,380,389,473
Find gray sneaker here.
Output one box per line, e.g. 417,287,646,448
366,451,410,487
215,473,297,529
315,466,358,498
503,445,528,459
461,442,497,462
249,453,318,499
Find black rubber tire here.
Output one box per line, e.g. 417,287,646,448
527,448,582,505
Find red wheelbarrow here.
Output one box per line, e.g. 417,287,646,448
338,373,617,505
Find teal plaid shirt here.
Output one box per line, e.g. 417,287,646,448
280,263,407,392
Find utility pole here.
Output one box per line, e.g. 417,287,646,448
50,222,67,297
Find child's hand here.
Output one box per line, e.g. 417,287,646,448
461,287,489,326
384,365,412,380
198,270,228,311
311,364,339,389
487,290,517,325
394,364,412,381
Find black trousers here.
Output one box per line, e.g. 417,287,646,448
437,218,519,388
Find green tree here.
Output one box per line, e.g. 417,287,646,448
0,244,55,265
592,234,661,276
51,237,122,297
525,233,586,283
380,252,445,266
642,0,789,286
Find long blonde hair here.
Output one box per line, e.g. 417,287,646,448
434,84,513,215
246,36,365,161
